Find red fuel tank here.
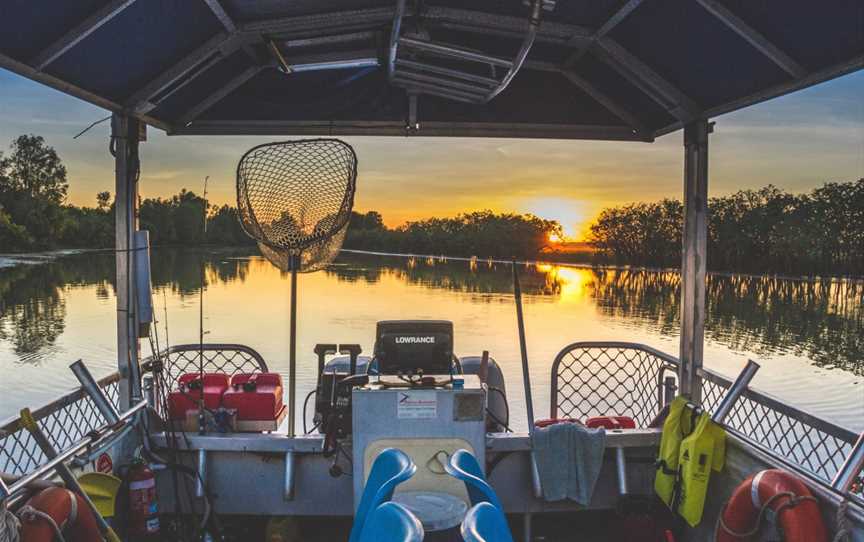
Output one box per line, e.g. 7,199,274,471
167,373,230,420
223,373,284,420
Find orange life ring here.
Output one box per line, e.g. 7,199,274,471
716,469,827,542
19,486,102,542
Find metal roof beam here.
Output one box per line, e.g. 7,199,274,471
125,32,239,114
560,69,649,138
31,0,137,70
424,6,592,45
202,0,261,62
695,0,806,78
239,8,394,36
0,49,170,131
171,120,646,141
178,66,264,126
653,53,864,137
202,0,236,32
565,0,644,65
594,37,701,121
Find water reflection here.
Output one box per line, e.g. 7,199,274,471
0,248,861,378
0,264,67,359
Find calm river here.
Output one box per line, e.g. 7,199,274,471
0,248,861,431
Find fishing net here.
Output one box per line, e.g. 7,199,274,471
236,139,358,272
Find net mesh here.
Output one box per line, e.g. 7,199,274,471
236,139,357,272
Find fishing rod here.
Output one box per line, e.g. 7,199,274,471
198,176,209,435
512,259,543,499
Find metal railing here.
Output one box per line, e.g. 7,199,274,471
550,341,862,497
0,344,267,478
699,368,860,488
155,343,268,393
550,342,678,427
0,373,121,477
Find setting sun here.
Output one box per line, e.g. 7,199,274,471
523,197,585,240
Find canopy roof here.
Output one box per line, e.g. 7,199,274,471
1,0,862,141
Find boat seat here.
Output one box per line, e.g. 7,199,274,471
444,449,504,510
349,448,417,542
359,502,424,542
461,502,514,542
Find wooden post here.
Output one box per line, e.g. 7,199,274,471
112,113,142,409
679,119,711,404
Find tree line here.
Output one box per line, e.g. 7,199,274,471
0,134,250,251
344,209,563,259
589,181,863,276
2,134,861,276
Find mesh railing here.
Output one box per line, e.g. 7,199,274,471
0,345,266,478
0,374,120,477
550,342,678,427
700,368,860,489
156,343,268,394
550,341,861,492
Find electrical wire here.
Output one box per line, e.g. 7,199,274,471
302,389,318,435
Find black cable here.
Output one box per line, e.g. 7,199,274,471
487,386,510,431
486,407,512,433
486,451,512,477
302,389,317,434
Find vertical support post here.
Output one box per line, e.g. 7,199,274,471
288,253,300,437
113,114,142,410
678,119,711,405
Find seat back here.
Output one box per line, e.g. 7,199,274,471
461,502,514,542
359,502,424,542
349,448,417,542
444,449,503,510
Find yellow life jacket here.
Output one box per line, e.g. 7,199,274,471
675,411,726,526
654,396,695,505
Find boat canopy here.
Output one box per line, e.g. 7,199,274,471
2,0,862,141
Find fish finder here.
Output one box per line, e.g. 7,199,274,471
374,320,454,375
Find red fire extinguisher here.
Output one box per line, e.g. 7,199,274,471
128,458,160,538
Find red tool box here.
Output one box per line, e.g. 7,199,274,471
222,373,285,421
167,373,230,420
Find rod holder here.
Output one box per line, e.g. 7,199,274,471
71,360,121,425
284,451,296,501
832,432,864,493
711,360,760,424
196,449,207,498
615,447,628,495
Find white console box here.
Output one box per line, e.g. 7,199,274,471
351,375,486,508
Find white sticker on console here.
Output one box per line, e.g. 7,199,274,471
397,390,437,419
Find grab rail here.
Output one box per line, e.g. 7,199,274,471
0,344,268,479
550,341,862,495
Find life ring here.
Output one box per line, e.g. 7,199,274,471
19,486,102,542
716,469,827,542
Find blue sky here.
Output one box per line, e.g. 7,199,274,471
0,68,861,238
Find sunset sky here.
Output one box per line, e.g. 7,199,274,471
0,69,862,240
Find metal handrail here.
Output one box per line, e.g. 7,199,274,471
0,400,147,501
549,341,862,497
0,372,122,434
697,367,859,444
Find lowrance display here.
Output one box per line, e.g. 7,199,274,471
374,320,454,375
